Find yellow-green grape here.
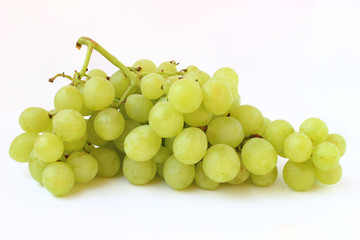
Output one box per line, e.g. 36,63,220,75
94,108,125,141
202,80,233,115
9,132,38,162
163,75,183,95
63,132,87,154
185,65,199,72
125,94,153,123
87,113,108,146
229,93,241,112
195,161,219,190
315,164,342,185
157,162,165,178
283,133,313,163
165,137,175,154
299,118,328,145
230,105,263,135
185,70,210,86
77,83,94,116
257,117,271,136
88,69,107,79
173,127,207,165
28,151,49,184
83,76,115,111
228,154,250,184
263,120,294,155
42,162,75,196
213,67,239,85
133,59,157,73
251,167,278,187
168,78,203,113
123,156,157,185
163,155,195,190
34,133,64,163
90,147,121,178
113,119,141,153
326,134,346,157
141,73,165,100
109,70,129,98
66,151,98,183
283,160,316,191
152,146,170,164
203,144,240,183
312,142,340,171
241,138,277,175
54,85,83,112
157,61,177,73
52,109,86,142
124,125,161,162
183,104,212,127
19,107,51,133
206,117,244,148
211,75,238,101
149,101,184,138
42,118,53,133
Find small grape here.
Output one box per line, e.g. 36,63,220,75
251,167,278,187
90,147,121,178
87,113,108,146
66,151,98,183
163,155,195,190
123,156,157,185
184,70,210,86
299,118,328,145
157,61,177,73
113,119,141,153
88,69,107,78
28,151,49,184
202,80,233,115
263,120,294,154
183,104,212,127
213,67,239,85
109,70,130,98
125,94,153,123
133,59,157,73
152,146,171,164
77,83,94,116
140,73,165,100
228,155,250,185
19,107,51,133
326,134,346,157
63,132,87,154
34,133,64,163
94,108,125,141
54,85,83,112
9,132,38,163
283,160,316,191
52,109,86,142
283,133,313,163
315,164,342,185
312,142,340,171
164,137,176,154
195,161,219,190
230,105,263,135
42,162,75,196
83,76,115,111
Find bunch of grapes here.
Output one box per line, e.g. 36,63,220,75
9,37,346,196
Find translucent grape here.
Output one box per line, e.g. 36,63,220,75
66,151,98,183
163,155,195,190
230,105,263,135
157,61,177,73
77,83,94,116
52,109,86,142
109,70,130,98
299,118,328,145
94,108,125,141
28,151,49,184
19,107,51,133
163,75,183,95
34,133,64,163
113,119,141,153
228,155,250,184
213,67,239,85
164,137,175,154
54,85,83,112
9,132,38,163
63,132,87,154
88,69,107,78
140,73,165,100
133,59,157,73
202,80,233,115
90,147,121,178
125,94,153,123
211,75,238,101
257,117,271,136
283,133,313,163
195,161,219,190
263,120,294,154
312,142,340,171
251,167,278,187
184,70,210,86
123,156,157,185
183,104,212,127
42,162,75,196
283,160,316,191
152,146,170,164
315,164,342,185
326,134,346,157
87,113,108,146
185,65,199,72
83,76,115,111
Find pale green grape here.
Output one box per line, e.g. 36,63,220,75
88,69,107,78
185,70,210,86
141,73,165,100
211,75,238,101
34,133,64,163
42,162,75,196
326,134,346,157
19,107,51,133
83,76,115,111
312,142,340,171
163,75,183,95
230,105,263,135
241,138,277,175
299,118,328,145
163,155,195,190
203,144,240,183
185,65,199,72
157,61,177,73
195,161,219,190
152,146,170,164
28,151,49,184
213,67,239,85
109,70,129,98
54,85,83,112
315,163,342,185
90,147,121,178
42,118,53,133
202,80,233,115
165,137,176,154
229,93,241,112
149,101,184,138
94,108,125,141
123,156,157,185
283,133,313,163
173,127,207,165
157,162,165,178
283,160,316,191
124,125,161,162
263,120,294,155
168,78,203,113
9,132,38,162
66,151,98,183
228,154,250,184
125,94,153,123
133,59,157,73
257,117,271,136
52,109,86,142
183,104,212,127
77,83,94,116
113,119,141,153
87,113,108,146
251,167,278,187
206,117,244,148
63,132,87,154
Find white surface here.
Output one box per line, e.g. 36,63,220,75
1,0,360,239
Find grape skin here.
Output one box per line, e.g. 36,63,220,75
326,134,346,157
183,104,212,127
202,80,233,115
140,73,165,100
34,133,64,163
133,59,157,73
94,108,125,141
163,155,195,190
109,70,129,98
251,167,278,187
213,67,239,85
283,133,313,163
113,119,141,153
125,94,153,123
52,109,86,142
263,119,294,154
28,151,49,184
299,118,328,145
19,107,51,133
42,162,75,196
315,164,342,185
90,147,121,178
283,160,316,191
54,85,83,112
230,105,263,135
66,151,98,183
195,161,219,190
83,76,115,111
123,156,157,185
312,142,340,171
9,132,38,163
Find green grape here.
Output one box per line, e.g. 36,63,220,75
28,151,49,184
94,108,125,141
42,118,53,133
211,75,238,101
213,67,239,85
125,94,153,123
149,101,184,138
185,65,199,72
312,142,340,171
257,117,271,136
157,61,177,73
183,104,212,127
63,132,87,154
168,78,203,113
34,133,64,163
241,138,277,175
113,119,141,153
66,151,98,183
141,73,165,100
152,146,170,164
157,162,165,178
165,137,175,154
203,144,240,183
77,83,94,116
184,70,210,86
299,118,328,145
228,154,250,184
251,167,278,187
88,69,107,78
123,156,157,185
206,116,244,148
52,109,86,142
83,76,115,111
202,80,233,115
9,132,38,162
163,75,183,95
229,93,241,112
54,85,83,112
87,113,108,146
326,134,346,157
124,125,161,162
90,147,121,178
263,120,294,155
19,107,51,133
173,127,207,165
315,163,342,185
163,155,195,190
283,133,313,163
230,105,263,135
133,59,157,73
109,70,130,98
195,161,219,190
283,160,316,191
42,162,75,196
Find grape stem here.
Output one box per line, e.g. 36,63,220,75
49,73,74,83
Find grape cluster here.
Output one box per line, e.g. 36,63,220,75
9,37,346,196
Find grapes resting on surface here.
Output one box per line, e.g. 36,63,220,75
66,151,98,183
123,156,157,185
42,162,75,196
163,155,195,190
283,160,316,191
195,161,219,190
90,147,121,178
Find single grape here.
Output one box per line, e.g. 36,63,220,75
77,83,94,116
202,80,233,115
230,105,263,135
315,164,342,185
312,142,340,171
257,117,271,136
283,132,313,163
9,132,38,163
228,154,250,184
83,76,115,111
283,160,316,191
87,113,108,146
42,162,75,196
63,132,88,154
163,155,195,190
213,67,239,85
195,161,219,190
123,156,157,185
94,108,125,141
54,85,83,112
66,151,98,183
19,107,51,133
152,146,170,164
164,137,176,154
90,147,121,178
125,94,153,123
157,61,177,73
34,133,64,163
163,75,183,95
141,73,165,100
109,70,130,98
185,65,199,72
88,69,107,79
184,70,210,86
263,120,294,154
113,119,141,153
211,75,238,101
133,59,157,73
251,167,278,187
299,118,328,145
52,109,86,142
183,104,212,127
326,134,346,157
28,151,49,184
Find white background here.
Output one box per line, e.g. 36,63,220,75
1,0,359,239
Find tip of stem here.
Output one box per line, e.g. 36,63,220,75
76,42,82,50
